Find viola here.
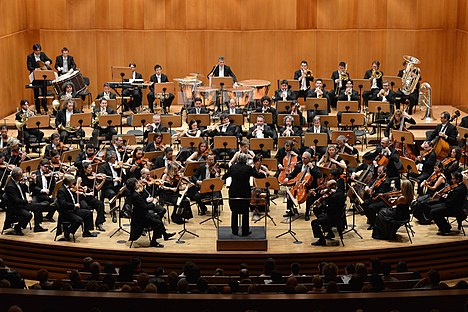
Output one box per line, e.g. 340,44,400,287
441,157,455,168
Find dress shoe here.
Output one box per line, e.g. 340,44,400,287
367,225,374,230
325,231,335,239
163,232,176,241
368,128,376,135
241,231,252,236
83,231,97,238
436,230,452,236
305,215,310,221
59,233,71,241
34,226,48,233
199,210,207,216
149,241,164,248
14,225,24,236
311,239,326,246
111,213,117,223
44,217,56,223
96,224,105,232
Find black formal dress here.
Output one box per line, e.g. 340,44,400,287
372,202,410,240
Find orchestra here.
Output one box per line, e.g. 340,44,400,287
0,49,466,249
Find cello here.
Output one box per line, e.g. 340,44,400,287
432,111,460,160
289,169,314,204
278,151,298,185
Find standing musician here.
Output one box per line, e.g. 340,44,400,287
427,111,459,155
91,98,117,147
186,140,211,163
143,114,168,141
54,47,76,76
126,147,152,180
190,154,221,215
122,62,143,113
106,136,130,163
0,126,15,150
336,135,359,159
330,61,350,109
207,56,237,83
144,132,166,153
372,179,414,240
362,61,384,108
278,115,303,137
147,64,175,114
76,163,107,232
430,172,468,235
30,159,60,223
96,83,117,101
98,152,125,222
317,146,347,170
255,96,278,135
409,141,437,186
27,43,53,114
222,153,265,236
310,179,346,246
126,178,175,248
294,60,314,100
306,78,330,120
306,116,329,159
15,99,44,153
55,99,85,144
283,151,323,221
223,98,243,115
229,140,255,166
368,137,402,188
57,175,97,240
273,80,296,103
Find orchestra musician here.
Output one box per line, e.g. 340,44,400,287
223,98,243,115
222,153,265,236
76,163,106,231
15,99,44,153
384,109,416,137
442,147,461,184
6,141,29,166
294,60,314,100
306,78,330,120
54,47,76,76
57,175,97,240
337,79,360,123
409,141,437,186
336,135,359,160
317,146,347,170
98,152,125,222
122,62,143,113
126,177,175,248
160,160,183,223
275,139,300,179
106,136,130,163
0,126,15,150
30,159,59,223
305,116,329,159
368,137,403,188
273,80,296,102
153,147,174,169
375,80,396,112
0,153,11,211
362,61,384,108
143,114,168,141
187,97,209,115
91,98,117,146
252,153,271,177
144,132,166,153
3,167,48,235
186,140,210,163
229,140,255,166
395,60,420,114
430,172,467,235
176,119,202,162
207,114,240,161
95,83,117,101
207,56,237,83
310,179,346,246
190,154,221,215
372,179,414,240
147,64,175,114
278,115,303,137
330,61,350,109
26,43,53,114
55,99,85,144
247,115,275,158
74,143,101,175
126,147,152,180
426,111,459,151
255,96,278,133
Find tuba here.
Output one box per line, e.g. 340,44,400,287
418,82,435,121
400,55,421,96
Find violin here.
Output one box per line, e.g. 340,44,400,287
441,157,456,168
56,142,69,152
135,157,152,167
311,188,335,209
374,190,402,201
431,183,459,200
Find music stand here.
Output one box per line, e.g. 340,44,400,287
353,78,370,104
278,136,301,149
385,76,402,91
20,158,43,174
254,177,279,226
391,129,415,160
70,112,92,128
228,114,244,127
111,66,132,81
187,114,210,128
109,185,130,238
34,70,55,112
143,151,163,163
341,113,365,129
106,99,117,111
199,178,224,227
26,115,50,157
180,137,203,150
276,186,302,244
337,101,359,112
153,82,175,113
249,112,272,126
368,101,391,141
331,130,355,145
339,153,358,168
319,115,338,130
457,126,468,168
98,114,122,135
131,113,154,135
400,156,418,177
184,161,206,177
60,149,81,164
276,101,294,113
250,138,274,155
115,134,137,146
150,167,165,179
161,115,182,144
317,166,332,178
276,79,299,91
210,77,233,89
277,114,300,127
259,158,277,171
304,133,328,148
214,136,238,170
305,98,328,113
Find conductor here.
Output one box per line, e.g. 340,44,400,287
222,154,265,236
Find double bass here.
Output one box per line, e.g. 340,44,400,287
278,151,298,185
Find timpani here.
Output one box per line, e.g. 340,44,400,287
238,79,271,100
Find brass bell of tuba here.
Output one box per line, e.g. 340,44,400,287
400,55,421,96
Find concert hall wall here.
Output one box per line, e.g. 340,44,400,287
1,0,467,118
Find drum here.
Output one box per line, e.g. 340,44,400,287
239,79,271,100
194,86,218,106
52,70,87,94
175,78,202,105
226,86,254,107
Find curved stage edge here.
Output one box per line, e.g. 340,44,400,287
1,237,467,280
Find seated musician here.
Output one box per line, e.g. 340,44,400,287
126,178,175,248
252,153,271,177
48,150,71,175
409,141,437,187
317,146,347,170
209,114,240,161
27,43,53,114
310,179,346,246
375,80,396,114
360,166,392,230
139,168,163,201
223,98,243,115
57,175,97,240
429,172,467,235
329,167,346,193
91,98,117,147
186,140,210,163
442,147,461,184
329,61,350,109
55,99,85,144
54,47,76,76
362,61,383,108
372,179,414,240
106,136,130,163
247,115,275,158
190,154,221,216
98,151,125,222
207,56,237,82
52,82,77,114
147,64,175,114
337,79,359,123
336,135,359,160
144,132,166,153
160,161,183,223
273,80,296,103
229,139,255,166
0,153,11,211
305,116,329,159
153,147,174,169
187,98,209,115
384,109,416,138
3,167,48,235
76,163,106,232
395,60,420,114
143,114,168,142
176,120,202,162
95,82,117,101
126,147,152,180
44,133,62,159
278,115,303,137
31,159,59,223
122,62,143,113
368,137,402,188
306,78,330,121
255,96,278,137
275,139,300,179
0,125,14,150
294,60,314,100
427,111,459,152
250,154,271,220
283,151,323,220
6,141,29,166
16,99,44,153
75,143,102,176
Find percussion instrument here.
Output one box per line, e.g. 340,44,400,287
194,86,218,106
239,80,271,100
52,70,87,94
174,77,202,105
225,86,254,107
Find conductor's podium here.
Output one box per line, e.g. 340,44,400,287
217,226,267,251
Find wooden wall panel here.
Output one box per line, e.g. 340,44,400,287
165,0,187,30
241,0,297,30
296,0,317,30
206,0,241,30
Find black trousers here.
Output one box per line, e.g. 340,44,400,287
101,185,121,209
22,128,44,150
3,208,32,230
80,196,105,226
311,213,340,240
229,199,249,235
92,127,117,147
122,88,142,110
430,203,463,233
61,208,93,234
147,92,175,113
363,198,387,226
59,129,85,144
